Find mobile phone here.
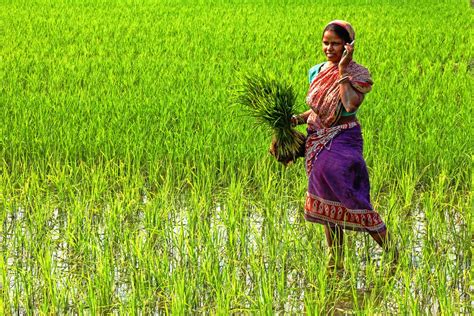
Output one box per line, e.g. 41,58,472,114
343,40,355,56
345,40,355,50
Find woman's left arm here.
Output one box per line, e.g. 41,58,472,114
338,78,364,113
338,42,364,113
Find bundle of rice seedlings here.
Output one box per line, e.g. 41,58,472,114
235,74,306,165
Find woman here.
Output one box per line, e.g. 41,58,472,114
291,20,396,269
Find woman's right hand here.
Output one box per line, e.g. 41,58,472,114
290,115,299,127
291,110,311,127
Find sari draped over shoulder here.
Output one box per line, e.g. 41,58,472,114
306,61,372,130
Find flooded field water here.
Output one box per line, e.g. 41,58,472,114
2,197,472,314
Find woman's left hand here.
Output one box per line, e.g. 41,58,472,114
339,41,354,72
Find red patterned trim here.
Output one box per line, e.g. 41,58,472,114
304,192,386,232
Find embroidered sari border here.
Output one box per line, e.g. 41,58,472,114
305,192,387,232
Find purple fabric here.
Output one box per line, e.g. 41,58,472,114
306,125,386,232
308,125,371,209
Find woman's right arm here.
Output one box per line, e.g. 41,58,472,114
291,109,312,126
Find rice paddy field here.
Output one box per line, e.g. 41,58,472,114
1,0,473,314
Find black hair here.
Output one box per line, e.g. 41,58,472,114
322,23,352,43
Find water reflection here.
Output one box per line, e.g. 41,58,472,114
2,200,471,314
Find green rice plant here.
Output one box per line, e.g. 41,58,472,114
234,74,306,165
0,0,472,314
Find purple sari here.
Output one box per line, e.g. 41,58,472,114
304,122,387,233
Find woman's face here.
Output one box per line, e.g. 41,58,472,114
322,30,345,63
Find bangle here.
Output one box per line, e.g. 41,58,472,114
337,75,350,84
291,115,297,126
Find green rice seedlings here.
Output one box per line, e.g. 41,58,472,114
235,74,306,165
